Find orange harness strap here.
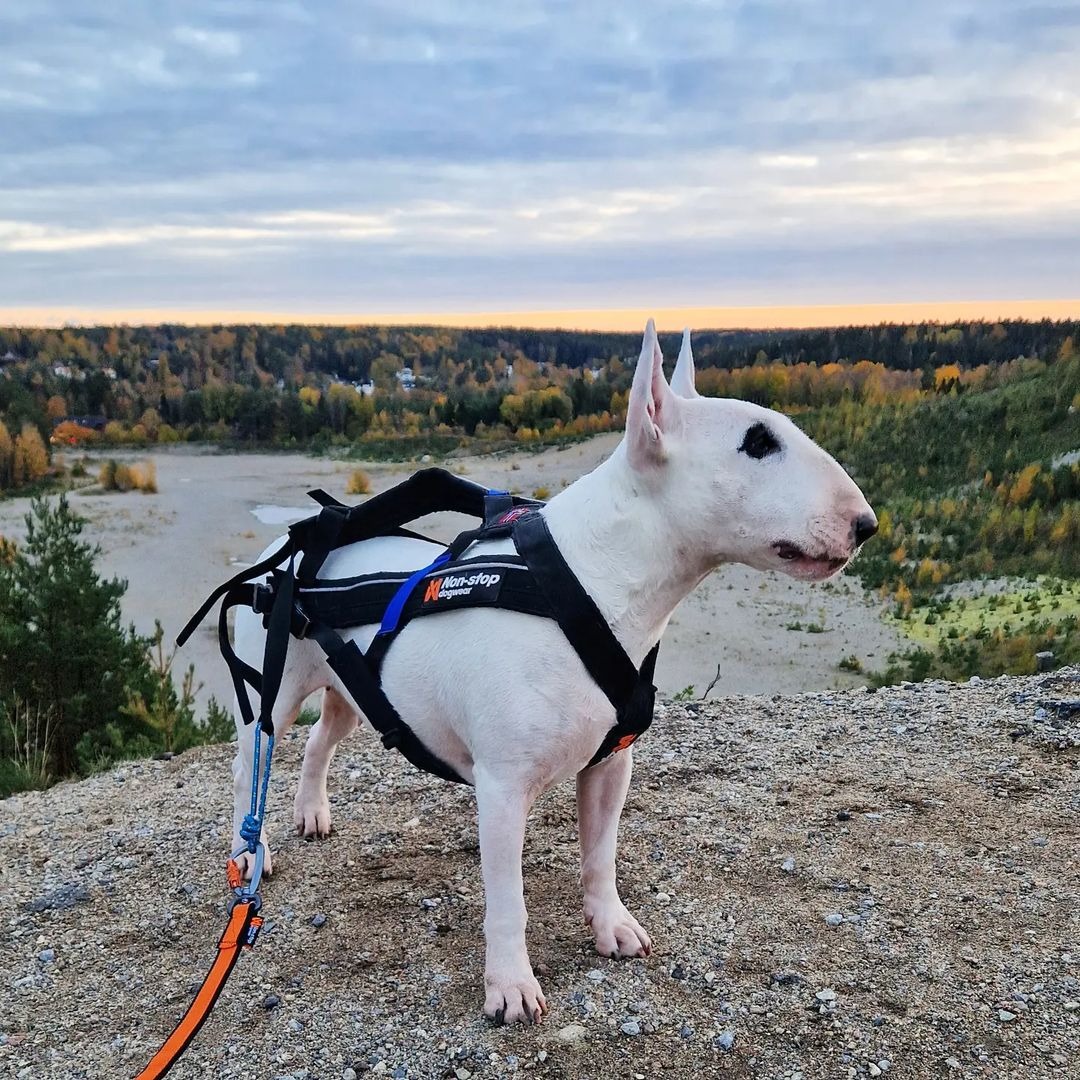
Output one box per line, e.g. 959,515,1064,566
135,899,262,1080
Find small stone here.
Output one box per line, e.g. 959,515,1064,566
1063,1001,1079,1011
421,897,442,908
372,1063,387,1076
836,810,852,821
310,914,327,928
998,1009,1017,1022
714,1031,735,1051
869,1065,881,1077
680,1024,694,1039
262,994,281,1010
556,1024,587,1043
620,1020,641,1036
586,969,604,982
815,989,837,1003
288,1019,303,1033
825,913,844,927
946,1058,961,1070
536,1051,547,1063
343,1070,357,1080
781,857,796,873
670,964,686,980
36,949,55,964
878,1061,891,1073
654,892,671,903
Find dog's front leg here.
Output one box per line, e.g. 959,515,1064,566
576,749,652,959
475,773,548,1025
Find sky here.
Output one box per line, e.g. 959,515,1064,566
2,1,1079,328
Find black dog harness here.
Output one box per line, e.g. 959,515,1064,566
179,469,658,785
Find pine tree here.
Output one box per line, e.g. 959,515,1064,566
0,497,152,775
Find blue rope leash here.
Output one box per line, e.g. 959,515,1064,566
239,726,275,854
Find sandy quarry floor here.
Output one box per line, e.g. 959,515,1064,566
0,439,906,712
1,670,1077,1079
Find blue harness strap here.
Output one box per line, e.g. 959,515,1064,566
378,551,451,635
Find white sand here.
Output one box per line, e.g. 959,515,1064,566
0,440,907,712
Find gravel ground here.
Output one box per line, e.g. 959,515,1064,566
1,670,1078,1080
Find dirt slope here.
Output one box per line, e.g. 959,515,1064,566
1,671,1078,1080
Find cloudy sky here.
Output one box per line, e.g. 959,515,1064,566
2,1,1079,325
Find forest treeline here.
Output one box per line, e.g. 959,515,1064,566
1,320,1078,465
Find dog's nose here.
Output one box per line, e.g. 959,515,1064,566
853,512,878,547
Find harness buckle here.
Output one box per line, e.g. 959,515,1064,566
252,582,274,615
381,728,403,750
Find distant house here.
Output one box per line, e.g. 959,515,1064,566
357,380,375,396
52,363,73,379
395,367,416,391
54,415,107,432
0,350,20,365
102,367,118,380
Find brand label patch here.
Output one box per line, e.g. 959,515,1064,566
422,567,506,605
497,506,534,526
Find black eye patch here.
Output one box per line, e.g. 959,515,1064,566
739,422,781,460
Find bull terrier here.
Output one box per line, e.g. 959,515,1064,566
229,320,877,1024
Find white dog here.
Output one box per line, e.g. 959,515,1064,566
230,321,876,1024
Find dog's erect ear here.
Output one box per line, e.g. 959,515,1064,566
670,327,699,398
625,319,680,469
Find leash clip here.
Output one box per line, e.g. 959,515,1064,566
227,839,267,905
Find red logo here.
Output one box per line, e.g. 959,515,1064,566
423,578,443,603
498,506,533,525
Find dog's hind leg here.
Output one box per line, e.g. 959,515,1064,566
576,749,652,959
230,678,309,880
294,686,359,840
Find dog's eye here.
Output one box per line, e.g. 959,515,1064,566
739,422,781,460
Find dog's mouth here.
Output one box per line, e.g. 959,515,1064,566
773,541,849,580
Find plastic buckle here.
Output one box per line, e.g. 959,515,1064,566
252,582,274,615
381,728,403,750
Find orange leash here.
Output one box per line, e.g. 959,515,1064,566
134,887,263,1079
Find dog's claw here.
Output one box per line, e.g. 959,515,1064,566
484,971,546,1025
584,899,652,961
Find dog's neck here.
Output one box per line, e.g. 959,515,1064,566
541,444,715,667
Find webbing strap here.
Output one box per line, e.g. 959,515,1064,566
512,512,659,763
176,538,292,648
513,512,641,708
134,900,261,1080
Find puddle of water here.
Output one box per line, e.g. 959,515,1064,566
251,504,309,525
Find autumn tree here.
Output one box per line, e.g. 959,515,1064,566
12,425,48,487
0,421,12,490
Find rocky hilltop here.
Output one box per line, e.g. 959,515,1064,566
2,671,1078,1080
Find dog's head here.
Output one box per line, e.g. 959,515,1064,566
621,321,876,581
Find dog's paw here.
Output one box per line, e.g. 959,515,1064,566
293,791,332,840
232,846,273,881
483,968,548,1026
585,900,652,959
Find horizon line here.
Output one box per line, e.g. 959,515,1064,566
2,298,1079,332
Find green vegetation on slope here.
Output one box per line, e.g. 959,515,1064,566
0,497,232,797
